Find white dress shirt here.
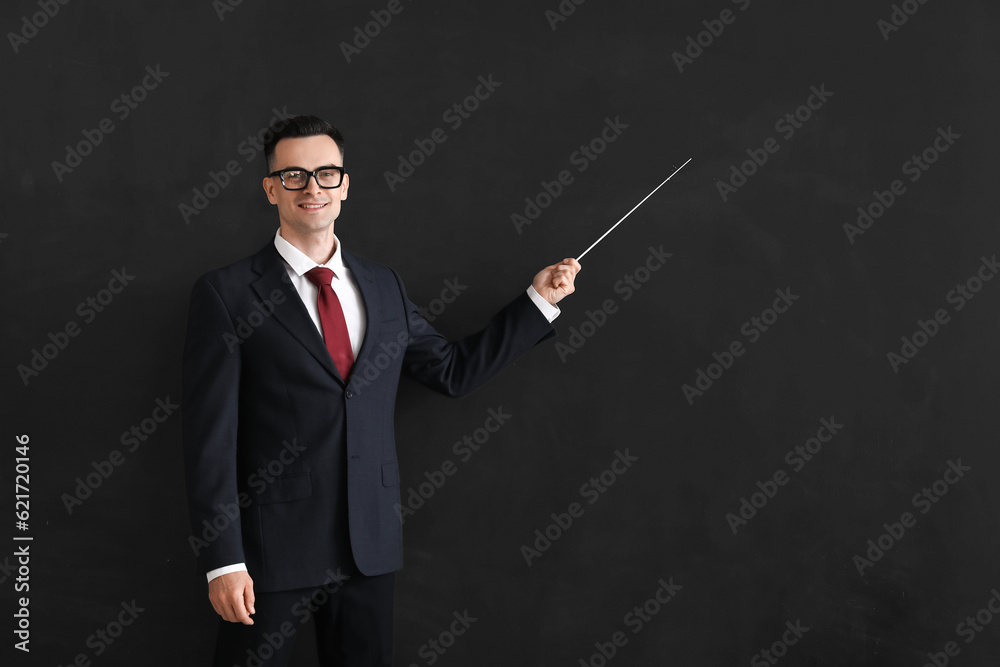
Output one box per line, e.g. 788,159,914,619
273,229,367,357
205,229,559,582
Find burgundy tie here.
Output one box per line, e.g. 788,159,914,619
305,267,354,380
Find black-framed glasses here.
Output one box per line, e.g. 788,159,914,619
268,166,346,190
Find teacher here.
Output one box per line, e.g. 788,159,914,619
182,115,581,666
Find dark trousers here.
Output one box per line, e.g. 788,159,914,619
213,572,395,667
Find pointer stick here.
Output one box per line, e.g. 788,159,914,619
575,157,692,262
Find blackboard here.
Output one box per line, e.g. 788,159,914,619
3,0,999,665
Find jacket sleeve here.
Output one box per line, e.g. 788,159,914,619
181,275,246,574
393,270,557,397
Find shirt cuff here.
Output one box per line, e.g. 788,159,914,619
206,563,248,583
527,286,560,323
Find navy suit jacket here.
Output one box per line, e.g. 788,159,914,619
182,242,555,592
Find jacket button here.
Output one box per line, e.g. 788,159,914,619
345,390,354,399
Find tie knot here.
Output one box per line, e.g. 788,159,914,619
306,267,334,287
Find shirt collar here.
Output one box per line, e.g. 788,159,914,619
273,228,348,278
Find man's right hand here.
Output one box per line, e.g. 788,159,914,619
209,571,256,625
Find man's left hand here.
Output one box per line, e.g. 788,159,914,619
532,258,582,305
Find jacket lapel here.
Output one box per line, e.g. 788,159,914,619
342,250,382,375
249,243,342,383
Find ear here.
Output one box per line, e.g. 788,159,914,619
263,175,279,205
339,173,349,201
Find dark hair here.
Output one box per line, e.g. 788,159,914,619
264,115,345,173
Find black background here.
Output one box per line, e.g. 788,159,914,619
3,0,1000,665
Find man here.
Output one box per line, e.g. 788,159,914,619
182,115,580,666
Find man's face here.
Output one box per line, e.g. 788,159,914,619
262,135,349,235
